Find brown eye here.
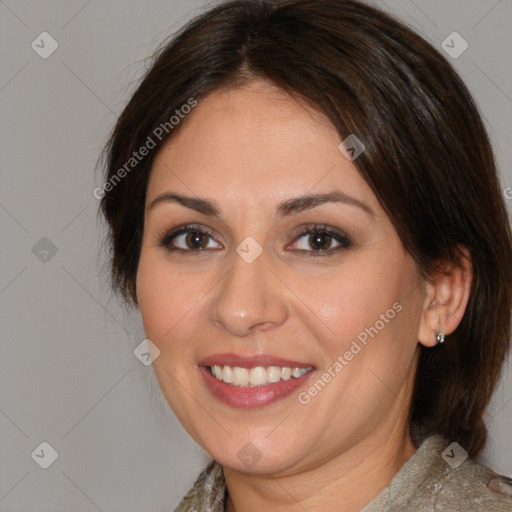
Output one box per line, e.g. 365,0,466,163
160,225,222,253
308,232,333,250
288,226,352,256
185,231,209,249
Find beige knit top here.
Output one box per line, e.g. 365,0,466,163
173,435,511,511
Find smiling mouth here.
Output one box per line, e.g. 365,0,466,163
207,365,314,387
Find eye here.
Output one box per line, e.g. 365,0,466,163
159,224,222,254
287,225,351,256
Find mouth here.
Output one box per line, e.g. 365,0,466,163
197,354,316,408
207,364,314,386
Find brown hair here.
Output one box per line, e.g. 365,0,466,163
99,0,512,455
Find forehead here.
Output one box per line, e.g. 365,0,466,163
148,80,378,214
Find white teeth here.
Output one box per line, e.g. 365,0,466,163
249,367,267,385
222,365,233,384
291,367,303,378
281,367,292,380
267,366,282,383
209,365,312,387
213,365,223,379
232,367,249,386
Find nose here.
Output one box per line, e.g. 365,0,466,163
208,250,289,337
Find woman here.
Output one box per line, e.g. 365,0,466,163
99,0,512,510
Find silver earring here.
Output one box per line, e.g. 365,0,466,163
436,331,445,345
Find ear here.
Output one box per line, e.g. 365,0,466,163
417,246,473,348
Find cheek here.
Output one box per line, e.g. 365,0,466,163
289,260,408,354
136,251,207,346
293,262,420,413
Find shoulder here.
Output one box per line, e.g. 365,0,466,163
398,435,512,511
173,459,226,512
431,456,512,511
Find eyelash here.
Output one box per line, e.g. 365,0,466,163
158,224,219,256
157,223,352,257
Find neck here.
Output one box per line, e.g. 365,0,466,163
224,422,416,512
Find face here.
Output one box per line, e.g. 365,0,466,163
136,80,427,475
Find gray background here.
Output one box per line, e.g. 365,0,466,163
1,0,511,510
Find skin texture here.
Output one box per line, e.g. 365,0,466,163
136,80,472,511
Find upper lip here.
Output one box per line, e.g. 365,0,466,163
198,353,315,369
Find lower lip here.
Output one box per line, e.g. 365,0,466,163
199,366,315,408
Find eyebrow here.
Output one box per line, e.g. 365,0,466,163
147,190,375,218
